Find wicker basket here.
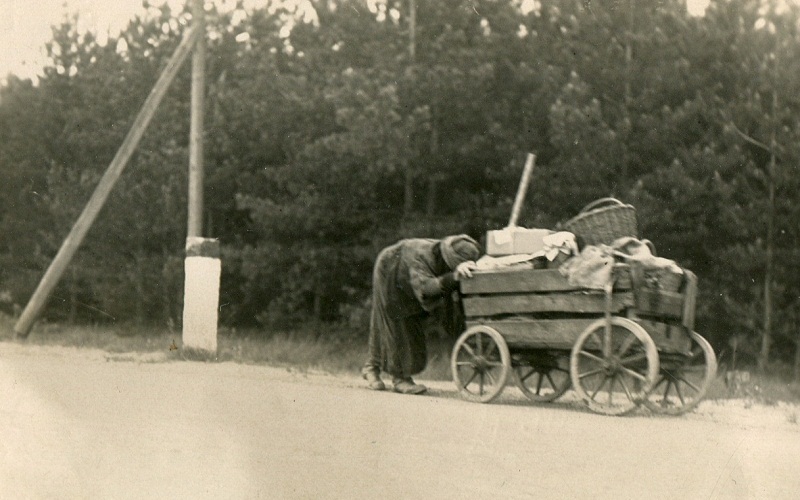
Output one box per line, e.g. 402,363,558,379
563,198,638,246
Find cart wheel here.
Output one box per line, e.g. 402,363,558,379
644,331,717,415
514,352,571,403
451,325,511,403
570,317,659,416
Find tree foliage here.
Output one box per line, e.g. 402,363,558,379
1,0,799,370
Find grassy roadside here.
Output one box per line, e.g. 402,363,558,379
0,313,455,382
2,313,800,406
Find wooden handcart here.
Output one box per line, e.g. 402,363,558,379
452,264,717,416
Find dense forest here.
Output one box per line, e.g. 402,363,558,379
1,0,799,373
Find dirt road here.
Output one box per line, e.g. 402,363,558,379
2,342,799,499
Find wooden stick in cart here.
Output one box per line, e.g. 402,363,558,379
508,153,536,227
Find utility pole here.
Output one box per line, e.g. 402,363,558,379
188,0,206,238
182,0,220,357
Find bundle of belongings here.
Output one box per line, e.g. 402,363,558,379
477,228,683,290
558,237,683,290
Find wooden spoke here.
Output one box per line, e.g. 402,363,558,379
619,376,634,401
617,336,637,357
675,381,686,406
578,368,604,380
534,371,545,395
545,373,557,391
519,367,536,382
620,366,648,383
662,379,672,400
677,376,702,394
651,376,668,392
462,370,478,388
620,352,647,366
590,376,609,400
475,333,484,356
461,343,476,358
579,350,605,363
608,376,616,405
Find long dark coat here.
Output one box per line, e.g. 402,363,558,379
368,239,459,378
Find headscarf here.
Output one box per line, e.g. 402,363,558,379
440,234,481,270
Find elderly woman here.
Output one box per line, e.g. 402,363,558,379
362,234,481,394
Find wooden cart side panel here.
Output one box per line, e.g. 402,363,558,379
466,318,693,353
466,318,592,349
463,291,635,317
460,268,632,295
635,289,684,319
637,319,694,353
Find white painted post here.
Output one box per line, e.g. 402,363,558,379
181,0,217,358
182,237,220,356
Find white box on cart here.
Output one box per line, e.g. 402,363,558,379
486,227,553,256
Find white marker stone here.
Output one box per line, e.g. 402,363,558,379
182,237,220,356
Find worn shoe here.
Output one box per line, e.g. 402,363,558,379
362,369,386,391
392,377,427,395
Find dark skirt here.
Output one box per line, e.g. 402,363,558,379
366,245,428,378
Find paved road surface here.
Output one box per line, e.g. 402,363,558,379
2,342,799,499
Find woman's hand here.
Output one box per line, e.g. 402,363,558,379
454,260,478,280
